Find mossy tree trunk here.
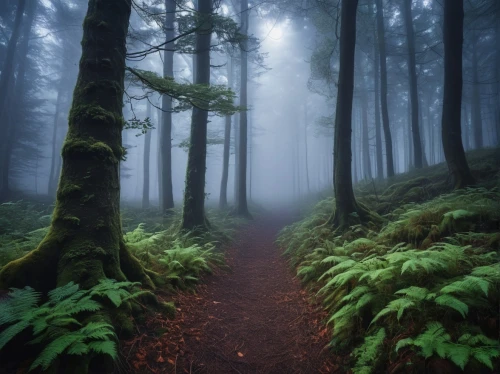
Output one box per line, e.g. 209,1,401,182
235,0,251,218
160,0,176,213
330,0,373,231
180,0,212,231
219,58,233,209
403,0,423,169
441,0,475,189
0,0,155,292
0,0,26,201
375,0,394,178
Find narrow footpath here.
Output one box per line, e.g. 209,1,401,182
123,215,342,373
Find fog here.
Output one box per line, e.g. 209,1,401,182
1,0,499,210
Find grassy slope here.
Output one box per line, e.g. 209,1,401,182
278,147,500,373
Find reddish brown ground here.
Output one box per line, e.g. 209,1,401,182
121,215,344,374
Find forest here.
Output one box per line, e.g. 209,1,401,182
0,0,499,373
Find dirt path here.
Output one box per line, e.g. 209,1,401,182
123,215,341,373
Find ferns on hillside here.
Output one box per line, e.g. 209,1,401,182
0,280,144,371
278,186,500,372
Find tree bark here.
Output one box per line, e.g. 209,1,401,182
375,0,394,177
471,29,483,149
142,102,152,209
233,101,240,203
441,0,474,189
160,0,175,212
304,103,310,193
373,37,383,179
330,0,375,231
356,51,372,180
403,0,423,168
0,0,155,294
219,58,233,209
48,86,63,197
236,0,251,217
180,0,212,231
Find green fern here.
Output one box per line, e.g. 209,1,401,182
352,328,386,374
0,279,144,371
396,322,500,370
30,322,116,371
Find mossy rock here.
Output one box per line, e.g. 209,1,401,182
439,209,480,236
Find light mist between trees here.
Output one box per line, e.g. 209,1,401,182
0,0,498,371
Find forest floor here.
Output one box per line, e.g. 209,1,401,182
122,214,343,374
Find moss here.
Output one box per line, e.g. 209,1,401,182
159,301,176,319
0,231,61,292
439,209,478,235
62,138,118,163
62,216,80,227
57,183,82,199
344,238,378,254
119,242,155,289
69,104,117,126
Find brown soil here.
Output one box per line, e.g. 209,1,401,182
121,215,344,374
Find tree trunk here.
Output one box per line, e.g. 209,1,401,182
1,0,37,201
373,28,383,179
219,58,233,209
180,0,212,231
48,87,63,197
233,102,240,203
304,103,310,193
0,0,26,199
403,0,423,168
142,102,152,209
160,0,175,212
375,0,394,177
0,0,155,295
236,0,251,217
330,0,375,231
441,0,474,189
471,30,483,149
357,56,372,180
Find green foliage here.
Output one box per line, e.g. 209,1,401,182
126,68,243,115
124,208,241,290
124,116,155,137
159,240,225,289
396,322,500,370
278,184,500,372
0,280,144,371
352,328,386,374
0,201,52,268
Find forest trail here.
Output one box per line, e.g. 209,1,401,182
124,215,341,374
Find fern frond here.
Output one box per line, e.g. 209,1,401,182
353,328,386,373
434,294,468,317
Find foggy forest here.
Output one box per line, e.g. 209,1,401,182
0,0,499,373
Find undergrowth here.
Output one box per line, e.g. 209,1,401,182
278,153,500,373
0,280,144,371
